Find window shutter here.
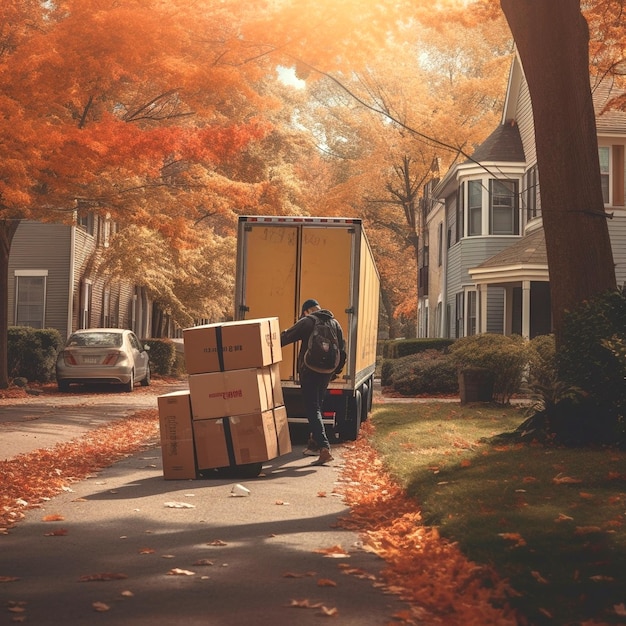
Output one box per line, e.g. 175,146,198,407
612,145,624,206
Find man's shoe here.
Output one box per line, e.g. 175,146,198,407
311,448,333,466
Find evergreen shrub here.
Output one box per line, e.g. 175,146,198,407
448,333,529,404
8,326,64,382
142,338,177,376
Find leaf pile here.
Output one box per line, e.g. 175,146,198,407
337,421,520,626
0,410,159,531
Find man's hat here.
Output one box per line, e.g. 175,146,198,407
301,299,319,315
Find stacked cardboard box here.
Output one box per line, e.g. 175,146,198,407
157,317,292,479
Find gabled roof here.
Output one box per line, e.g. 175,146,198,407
464,121,525,164
469,228,548,284
591,77,626,136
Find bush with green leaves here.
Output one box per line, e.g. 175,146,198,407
8,326,64,383
382,350,458,396
142,338,177,376
557,287,626,445
448,333,529,404
382,338,455,359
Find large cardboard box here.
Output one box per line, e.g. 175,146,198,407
193,418,231,471
189,366,280,420
183,317,282,375
157,391,197,480
229,410,278,465
272,405,292,456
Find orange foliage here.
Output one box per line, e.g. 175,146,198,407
336,422,520,625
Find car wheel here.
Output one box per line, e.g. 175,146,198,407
58,380,70,392
123,370,135,393
140,364,151,387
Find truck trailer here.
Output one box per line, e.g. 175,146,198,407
234,215,380,441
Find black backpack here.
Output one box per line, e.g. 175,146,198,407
304,313,341,374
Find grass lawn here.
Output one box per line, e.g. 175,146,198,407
368,402,626,626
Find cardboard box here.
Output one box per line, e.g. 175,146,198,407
183,317,282,375
229,410,278,465
273,405,292,455
157,391,197,480
268,362,284,406
189,366,277,420
193,418,231,470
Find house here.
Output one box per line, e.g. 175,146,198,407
417,54,626,340
7,213,168,340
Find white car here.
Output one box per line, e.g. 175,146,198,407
56,328,150,392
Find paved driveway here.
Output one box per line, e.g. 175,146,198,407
0,380,415,625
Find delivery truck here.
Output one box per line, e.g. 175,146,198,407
234,215,380,441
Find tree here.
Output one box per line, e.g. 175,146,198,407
499,0,617,343
0,0,277,388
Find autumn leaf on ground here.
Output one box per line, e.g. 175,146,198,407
192,559,214,566
207,539,227,546
283,572,307,578
121,590,134,597
92,602,110,612
313,545,350,558
318,605,338,616
286,599,324,609
138,547,155,554
0,576,20,582
163,501,195,508
167,568,195,576
317,578,337,587
531,571,549,584
42,514,64,522
614,603,626,616
555,513,574,522
317,491,327,497
79,573,128,582
274,500,289,505
498,532,527,547
44,528,68,536
574,526,603,535
552,474,582,484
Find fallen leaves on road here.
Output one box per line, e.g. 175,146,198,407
0,410,159,531
336,421,520,626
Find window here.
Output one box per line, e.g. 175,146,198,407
599,146,610,204
525,165,539,221
456,182,464,241
77,212,95,235
490,179,519,235
15,271,47,328
468,180,482,236
437,222,443,266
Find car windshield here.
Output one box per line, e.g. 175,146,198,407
66,332,123,348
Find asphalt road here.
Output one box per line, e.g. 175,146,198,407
0,382,415,625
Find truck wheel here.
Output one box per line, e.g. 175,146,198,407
360,382,370,422
340,390,362,441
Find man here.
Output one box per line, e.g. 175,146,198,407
280,299,346,466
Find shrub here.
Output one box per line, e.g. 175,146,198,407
383,338,455,359
557,287,626,445
448,333,529,404
142,338,177,376
8,327,64,382
392,350,458,396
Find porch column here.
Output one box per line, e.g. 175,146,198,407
522,280,531,339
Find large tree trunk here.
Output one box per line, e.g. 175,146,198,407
0,219,21,389
501,0,617,345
